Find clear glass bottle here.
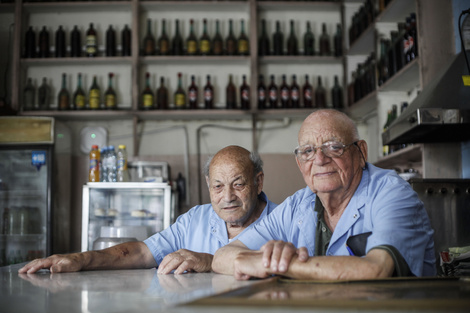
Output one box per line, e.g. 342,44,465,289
117,145,130,182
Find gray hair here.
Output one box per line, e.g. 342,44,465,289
203,151,264,183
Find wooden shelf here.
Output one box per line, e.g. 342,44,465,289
378,58,420,93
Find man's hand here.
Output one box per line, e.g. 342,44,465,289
233,250,271,280
157,249,213,275
18,253,85,274
260,240,308,274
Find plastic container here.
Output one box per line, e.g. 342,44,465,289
88,145,100,182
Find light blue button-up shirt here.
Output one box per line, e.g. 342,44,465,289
144,192,277,265
238,164,436,277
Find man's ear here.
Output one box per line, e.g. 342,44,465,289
205,176,210,188
256,172,264,195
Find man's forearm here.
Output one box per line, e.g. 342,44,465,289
212,240,249,275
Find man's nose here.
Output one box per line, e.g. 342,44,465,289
222,186,236,202
313,149,330,165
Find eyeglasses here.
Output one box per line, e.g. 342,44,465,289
294,141,359,162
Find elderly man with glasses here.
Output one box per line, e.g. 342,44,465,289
213,109,436,280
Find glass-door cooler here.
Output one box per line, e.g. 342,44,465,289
81,182,174,251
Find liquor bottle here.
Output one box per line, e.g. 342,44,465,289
143,19,155,56
257,74,266,109
38,26,49,58
315,76,326,108
302,75,313,108
122,25,132,56
24,26,36,58
186,19,198,56
188,75,198,109
334,24,343,57
55,26,66,58
156,77,168,110
70,25,81,57
73,73,86,110
212,20,223,56
394,22,406,72
382,110,392,156
303,21,315,56
290,75,300,108
226,74,236,109
240,75,250,110
57,73,70,110
199,19,211,56
407,13,418,61
89,75,101,110
268,75,278,109
331,75,343,109
172,20,184,56
174,72,186,109
203,75,214,109
238,20,249,56
38,77,50,110
273,21,284,55
158,19,170,56
105,73,117,109
23,78,35,111
403,18,412,65
105,25,116,57
378,38,390,86
387,30,398,77
86,23,98,57
141,72,154,110
258,19,270,56
279,75,290,108
287,20,298,56
319,23,330,56
225,19,237,56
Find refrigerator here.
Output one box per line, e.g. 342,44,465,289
0,117,54,266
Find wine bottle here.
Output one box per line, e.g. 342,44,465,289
156,77,168,110
257,74,266,109
121,25,132,57
188,75,198,109
172,20,184,56
24,26,36,58
268,75,278,109
89,75,101,110
290,75,300,108
273,21,284,56
141,72,154,110
199,19,211,56
57,73,70,110
143,19,156,56
212,20,223,56
394,22,406,71
238,19,249,56
225,19,237,56
315,76,326,108
186,19,198,56
319,23,330,56
23,78,35,111
303,22,315,57
287,20,298,56
279,75,290,108
174,72,186,109
240,75,250,110
331,75,343,109
38,26,49,58
55,26,66,58
258,19,270,56
105,73,117,109
38,77,50,110
86,23,98,57
158,19,170,56
106,25,116,57
226,74,236,109
73,73,86,110
204,75,214,109
70,25,81,57
302,75,313,108
334,23,343,57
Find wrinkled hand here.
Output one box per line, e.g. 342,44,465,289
233,251,269,280
18,253,84,274
157,249,213,275
260,240,308,274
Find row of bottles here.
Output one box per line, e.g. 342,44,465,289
258,20,342,57
23,23,132,58
89,144,129,183
2,206,42,235
382,102,409,156
347,52,376,106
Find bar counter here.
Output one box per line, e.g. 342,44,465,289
2,263,470,313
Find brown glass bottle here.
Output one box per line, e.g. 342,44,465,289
240,75,250,110
258,19,270,56
186,19,198,56
302,75,313,108
86,23,98,57
303,21,314,56
158,20,170,56
156,77,168,110
188,75,198,109
141,72,154,110
38,26,50,58
70,25,81,57
57,73,69,110
73,73,86,110
121,25,131,56
89,75,101,110
143,19,156,56
319,23,330,56
106,25,116,57
174,72,186,109
334,24,343,57
287,20,298,56
172,20,184,56
290,75,300,108
226,74,236,109
212,20,223,56
273,21,284,56
203,75,214,109
38,77,51,110
199,19,211,56
394,22,406,72
105,73,117,109
257,74,266,109
331,75,343,109
268,75,278,109
24,26,36,58
280,75,290,108
315,76,326,108
238,20,249,56
225,19,237,56
55,26,66,58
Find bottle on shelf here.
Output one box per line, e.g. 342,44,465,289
106,25,116,57
156,77,168,110
302,75,313,108
141,72,154,110
382,109,392,156
280,75,290,108
70,25,81,57
334,24,342,57
38,77,50,110
387,30,398,77
226,19,237,56
268,74,278,109
55,25,66,58
287,20,298,56
199,19,211,56
240,75,250,110
394,22,406,72
24,26,36,58
105,72,116,109
303,21,315,56
258,19,270,56
23,78,35,111
188,75,198,109
212,20,223,56
378,37,390,86
238,19,249,56
315,76,326,108
273,21,284,56
319,23,330,56
186,19,198,56
226,74,236,109
100,146,107,182
86,23,98,57
143,19,156,56
58,73,70,110
122,24,132,57
331,75,343,109
107,145,117,183
172,20,184,56
89,75,101,110
257,74,266,109
89,144,100,183
204,75,214,109
38,26,49,58
290,75,300,108
174,72,186,109
73,73,86,110
407,13,418,62
117,144,130,182
158,19,170,56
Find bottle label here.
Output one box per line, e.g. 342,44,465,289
269,89,277,100
281,89,289,100
143,94,153,108
291,89,299,101
200,40,210,54
204,89,213,101
89,159,99,171
213,42,223,55
258,89,265,101
227,41,236,54
175,94,186,107
86,35,97,54
241,89,249,100
89,89,100,109
187,41,197,54
189,90,197,102
106,95,116,108
117,159,127,170
160,41,169,54
75,94,86,109
304,89,312,100
238,40,249,53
